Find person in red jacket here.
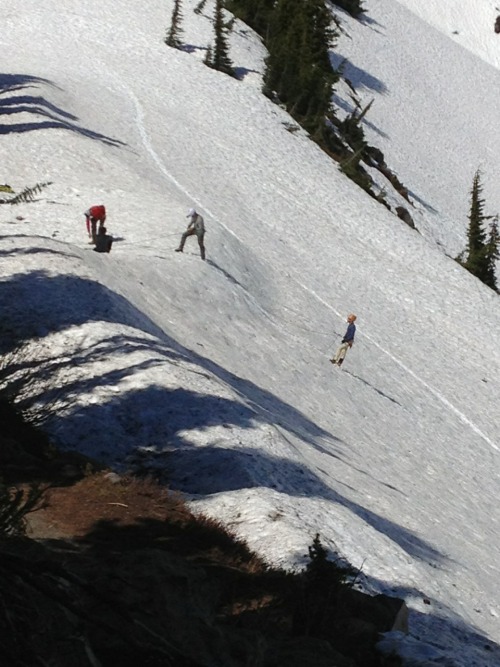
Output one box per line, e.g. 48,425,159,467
84,205,106,244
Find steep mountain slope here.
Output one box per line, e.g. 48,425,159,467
1,0,500,664
397,0,500,70
336,0,500,254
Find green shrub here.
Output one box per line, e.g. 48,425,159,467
332,0,365,18
0,181,52,205
0,480,43,537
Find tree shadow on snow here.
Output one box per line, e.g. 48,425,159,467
0,260,447,568
166,443,446,566
359,13,385,34
181,44,208,55
330,53,387,95
233,66,261,81
0,73,125,146
406,188,439,214
0,244,80,260
328,54,388,140
0,265,338,458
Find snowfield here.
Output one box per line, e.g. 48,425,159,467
1,0,500,664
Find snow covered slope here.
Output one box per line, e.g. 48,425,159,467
1,0,500,664
397,0,500,69
335,0,500,254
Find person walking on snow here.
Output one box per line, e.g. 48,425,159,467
84,204,106,244
175,208,206,260
331,314,357,367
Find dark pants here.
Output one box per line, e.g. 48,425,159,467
87,217,105,244
178,228,205,260
94,235,113,253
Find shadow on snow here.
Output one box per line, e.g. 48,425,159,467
0,249,447,567
0,73,124,146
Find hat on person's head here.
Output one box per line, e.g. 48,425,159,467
347,313,357,322
187,208,196,217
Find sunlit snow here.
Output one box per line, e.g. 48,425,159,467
1,1,500,664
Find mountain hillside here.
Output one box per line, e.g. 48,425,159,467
1,1,500,664
337,0,500,253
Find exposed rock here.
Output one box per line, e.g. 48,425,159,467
396,206,416,229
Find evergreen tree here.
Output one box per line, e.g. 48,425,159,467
165,0,184,49
338,98,373,152
208,0,235,76
463,169,488,280
331,0,365,18
194,0,207,14
459,169,498,290
263,0,338,129
228,0,378,197
204,45,213,66
484,217,500,290
227,0,274,36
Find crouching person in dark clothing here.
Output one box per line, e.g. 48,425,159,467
93,226,113,253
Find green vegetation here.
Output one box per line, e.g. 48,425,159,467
0,479,43,537
228,0,405,205
332,0,365,18
165,0,184,49
164,0,407,208
457,169,499,291
205,0,235,76
0,181,52,205
262,0,339,131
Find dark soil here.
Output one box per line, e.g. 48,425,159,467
0,398,403,667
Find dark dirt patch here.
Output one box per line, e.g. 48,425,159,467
0,398,404,667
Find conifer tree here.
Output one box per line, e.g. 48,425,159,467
204,45,213,66
229,0,376,195
228,0,274,35
463,169,488,279
338,98,373,152
459,169,499,290
207,0,234,76
165,0,184,49
332,0,365,18
194,0,207,14
263,0,338,129
484,217,500,290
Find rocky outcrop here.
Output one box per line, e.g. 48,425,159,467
396,205,416,230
